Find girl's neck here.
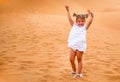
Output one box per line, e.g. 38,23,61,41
76,23,84,27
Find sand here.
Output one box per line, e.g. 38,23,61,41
0,0,120,82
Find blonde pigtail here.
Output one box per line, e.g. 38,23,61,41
73,13,78,17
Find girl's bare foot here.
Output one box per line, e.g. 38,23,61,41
70,71,76,75
73,73,83,78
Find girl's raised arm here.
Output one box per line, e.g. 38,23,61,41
86,10,94,30
65,5,74,26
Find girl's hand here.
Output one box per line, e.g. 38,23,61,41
65,5,74,26
65,5,69,12
87,10,94,17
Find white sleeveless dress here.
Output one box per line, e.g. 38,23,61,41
68,24,87,52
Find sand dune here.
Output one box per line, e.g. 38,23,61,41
0,0,120,82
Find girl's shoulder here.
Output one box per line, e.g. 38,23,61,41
72,23,78,27
84,24,87,30
71,23,76,29
72,23,76,26
83,24,86,27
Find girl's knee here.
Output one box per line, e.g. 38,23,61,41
76,50,83,62
70,49,76,64
77,57,82,62
70,57,75,63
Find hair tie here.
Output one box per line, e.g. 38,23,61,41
84,14,88,18
73,13,78,17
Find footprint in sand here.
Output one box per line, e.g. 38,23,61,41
2,56,16,63
18,60,35,70
104,70,115,75
104,42,113,46
106,75,120,82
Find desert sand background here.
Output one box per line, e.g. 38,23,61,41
0,0,120,82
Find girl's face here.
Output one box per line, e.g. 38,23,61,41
76,18,85,27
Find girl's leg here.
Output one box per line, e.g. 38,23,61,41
70,48,76,73
76,50,84,74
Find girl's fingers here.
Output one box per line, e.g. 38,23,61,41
65,5,69,11
87,10,93,14
65,5,69,8
87,9,94,17
87,9,91,13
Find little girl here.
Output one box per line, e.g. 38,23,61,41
65,5,94,78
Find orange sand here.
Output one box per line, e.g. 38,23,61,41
0,0,120,82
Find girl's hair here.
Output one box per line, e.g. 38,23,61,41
73,13,88,22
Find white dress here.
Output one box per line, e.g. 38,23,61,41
68,24,87,52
